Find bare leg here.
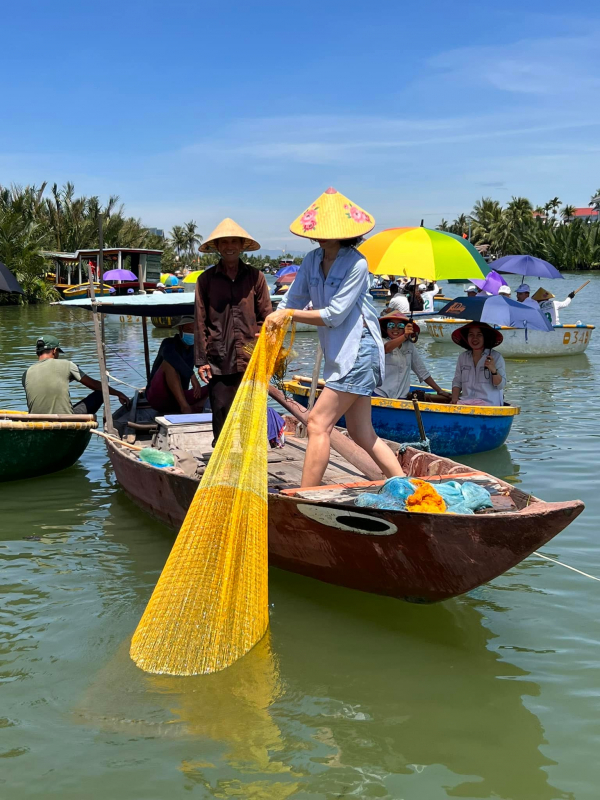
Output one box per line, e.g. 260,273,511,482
301,388,358,487
344,396,405,477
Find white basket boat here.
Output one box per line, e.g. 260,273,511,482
424,318,594,358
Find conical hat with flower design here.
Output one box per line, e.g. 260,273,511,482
289,187,375,240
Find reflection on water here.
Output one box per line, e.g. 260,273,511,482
1,276,600,798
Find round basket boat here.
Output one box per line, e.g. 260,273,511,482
424,318,595,358
0,413,98,482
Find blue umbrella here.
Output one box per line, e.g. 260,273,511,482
439,295,553,331
0,262,23,293
492,255,563,280
275,265,297,279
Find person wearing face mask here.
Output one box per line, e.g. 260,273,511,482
450,322,506,406
145,317,208,414
194,219,272,443
374,313,449,400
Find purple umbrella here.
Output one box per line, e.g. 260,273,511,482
103,269,138,282
493,255,564,279
275,265,297,279
470,269,507,295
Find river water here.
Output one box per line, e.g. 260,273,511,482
1,274,599,799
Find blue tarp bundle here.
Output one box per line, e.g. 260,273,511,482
355,478,493,515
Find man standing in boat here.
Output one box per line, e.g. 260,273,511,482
23,334,129,414
194,219,272,444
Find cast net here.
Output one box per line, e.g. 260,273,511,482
130,316,294,675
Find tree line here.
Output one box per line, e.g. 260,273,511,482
438,190,600,270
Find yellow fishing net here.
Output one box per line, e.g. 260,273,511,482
130,316,294,676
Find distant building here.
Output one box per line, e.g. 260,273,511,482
146,227,165,238
568,208,599,222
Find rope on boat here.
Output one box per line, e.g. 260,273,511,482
533,551,600,583
106,372,145,391
397,438,431,454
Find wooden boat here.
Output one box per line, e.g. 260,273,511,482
103,412,582,603
63,282,114,298
284,378,519,457
0,412,97,481
425,318,595,358
369,287,390,300
151,316,181,329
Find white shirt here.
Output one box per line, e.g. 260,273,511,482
278,246,384,383
452,349,507,406
375,340,431,399
388,293,410,314
539,297,571,325
421,283,440,313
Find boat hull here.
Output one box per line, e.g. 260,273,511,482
286,381,518,457
425,319,595,357
106,440,583,603
0,427,92,481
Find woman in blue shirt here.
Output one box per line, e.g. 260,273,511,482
266,188,405,487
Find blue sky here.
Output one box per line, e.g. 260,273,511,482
2,1,600,251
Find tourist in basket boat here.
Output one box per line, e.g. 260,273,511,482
264,187,406,486
23,334,129,415
145,316,208,415
532,286,576,325
194,218,272,444
374,313,450,400
450,322,507,406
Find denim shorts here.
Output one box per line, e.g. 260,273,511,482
325,328,382,396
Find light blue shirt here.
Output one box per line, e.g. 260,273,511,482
278,246,385,383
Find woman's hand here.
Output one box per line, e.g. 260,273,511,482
404,322,414,338
485,354,497,374
265,308,292,332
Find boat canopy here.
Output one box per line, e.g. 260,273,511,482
56,293,194,317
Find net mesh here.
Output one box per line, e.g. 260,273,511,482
130,316,294,676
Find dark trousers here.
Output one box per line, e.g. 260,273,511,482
72,390,104,415
208,373,243,444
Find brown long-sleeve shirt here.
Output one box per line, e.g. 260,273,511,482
194,260,273,375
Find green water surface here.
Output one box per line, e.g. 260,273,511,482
1,275,599,799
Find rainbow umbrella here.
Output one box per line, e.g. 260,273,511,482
182,270,205,284
359,228,490,282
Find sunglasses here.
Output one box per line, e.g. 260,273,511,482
386,322,406,330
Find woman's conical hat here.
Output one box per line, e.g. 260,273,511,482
289,187,375,240
199,218,260,253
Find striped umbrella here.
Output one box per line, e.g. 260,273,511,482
359,228,490,281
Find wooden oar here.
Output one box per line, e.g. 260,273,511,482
268,385,384,481
572,280,590,296
91,429,145,451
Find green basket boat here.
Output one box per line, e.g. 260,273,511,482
0,412,98,482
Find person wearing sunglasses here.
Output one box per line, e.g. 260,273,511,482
374,313,450,400
450,322,506,406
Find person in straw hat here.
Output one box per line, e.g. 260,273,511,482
146,317,208,415
374,313,449,401
532,286,575,325
450,322,506,406
194,218,272,444
265,187,406,486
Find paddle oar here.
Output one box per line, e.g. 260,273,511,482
307,345,323,413
572,280,590,296
411,393,431,453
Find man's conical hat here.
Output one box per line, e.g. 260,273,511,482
289,187,375,240
199,218,260,253
532,286,555,301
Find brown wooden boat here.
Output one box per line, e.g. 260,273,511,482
105,413,583,604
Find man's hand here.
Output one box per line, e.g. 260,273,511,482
191,374,204,399
117,392,129,406
198,364,212,383
568,291,575,299
180,403,193,414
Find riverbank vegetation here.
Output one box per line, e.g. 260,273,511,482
438,192,600,270
0,183,191,303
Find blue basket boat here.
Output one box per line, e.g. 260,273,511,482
284,379,519,457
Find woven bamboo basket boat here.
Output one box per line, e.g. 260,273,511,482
0,412,98,482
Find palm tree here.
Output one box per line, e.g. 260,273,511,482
183,220,202,261
548,197,561,218
169,225,186,258
561,204,576,222
436,219,450,231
